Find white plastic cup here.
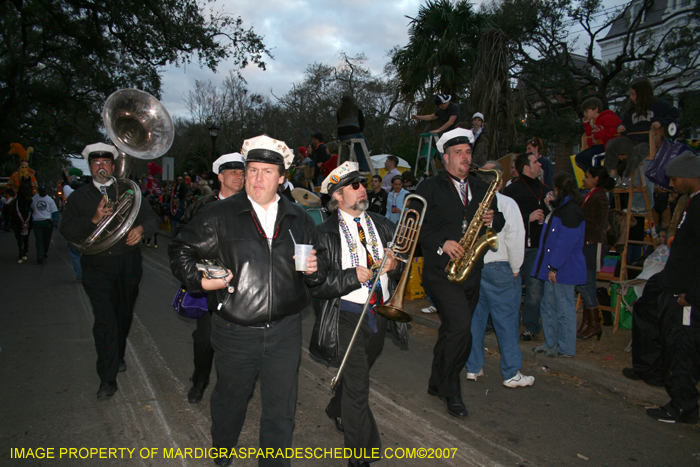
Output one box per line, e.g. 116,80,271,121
294,244,314,271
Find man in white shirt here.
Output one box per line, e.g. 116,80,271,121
309,161,405,467
31,185,59,264
169,135,325,467
464,161,535,388
381,155,401,192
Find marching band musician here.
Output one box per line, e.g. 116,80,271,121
60,143,160,399
309,162,408,467
172,152,246,404
413,128,505,418
169,135,326,467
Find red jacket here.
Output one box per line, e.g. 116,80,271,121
584,109,621,148
321,154,338,177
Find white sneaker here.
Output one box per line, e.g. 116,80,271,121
466,369,484,381
421,306,437,314
503,372,535,388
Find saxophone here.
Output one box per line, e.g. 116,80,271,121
445,165,501,284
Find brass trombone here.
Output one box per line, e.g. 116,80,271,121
331,194,427,390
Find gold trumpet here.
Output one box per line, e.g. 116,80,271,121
331,194,427,390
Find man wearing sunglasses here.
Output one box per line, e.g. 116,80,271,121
310,161,408,467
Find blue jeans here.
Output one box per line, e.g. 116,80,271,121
540,281,577,356
69,245,82,280
466,262,523,380
575,144,604,173
339,133,370,171
521,248,544,335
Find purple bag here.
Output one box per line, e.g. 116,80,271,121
171,286,209,319
645,140,697,189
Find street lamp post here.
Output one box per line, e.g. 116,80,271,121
209,124,220,162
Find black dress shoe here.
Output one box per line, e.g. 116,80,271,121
427,388,468,418
97,381,118,399
118,359,127,372
348,459,370,467
188,380,209,404
622,367,642,380
325,405,344,433
622,368,664,387
213,445,233,467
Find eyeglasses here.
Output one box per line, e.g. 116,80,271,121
90,160,112,167
350,179,368,190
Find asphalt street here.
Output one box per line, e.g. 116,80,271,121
1,228,699,467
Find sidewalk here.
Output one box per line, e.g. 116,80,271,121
401,296,671,407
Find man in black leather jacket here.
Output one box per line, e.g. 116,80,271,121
173,152,246,405
169,135,327,467
309,162,407,467
414,128,504,419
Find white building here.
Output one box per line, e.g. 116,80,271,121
598,0,699,100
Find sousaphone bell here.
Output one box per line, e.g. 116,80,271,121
69,89,174,255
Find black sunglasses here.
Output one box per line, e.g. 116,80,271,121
350,179,368,190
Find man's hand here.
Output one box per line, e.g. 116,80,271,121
651,121,662,130
677,294,691,307
356,266,373,283
125,225,145,246
529,209,545,223
482,209,495,227
392,206,401,213
201,270,234,291
304,249,318,274
92,197,113,224
380,249,398,275
442,240,465,261
429,129,439,134
617,124,627,134
411,114,420,120
548,270,557,283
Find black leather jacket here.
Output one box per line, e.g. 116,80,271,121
309,210,408,365
169,192,327,326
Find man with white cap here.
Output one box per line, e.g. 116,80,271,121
309,162,407,467
169,135,326,467
173,152,246,404
60,142,160,399
413,128,504,418
411,94,460,134
622,151,700,424
470,112,489,167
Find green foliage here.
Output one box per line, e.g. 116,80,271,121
0,0,269,174
391,0,489,102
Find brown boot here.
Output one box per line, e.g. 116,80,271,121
578,307,602,340
577,306,590,338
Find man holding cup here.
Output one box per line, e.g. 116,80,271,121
169,135,327,467
309,161,406,467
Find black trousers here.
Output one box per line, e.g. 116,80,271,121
423,266,481,397
210,313,301,467
33,221,53,260
631,274,665,385
191,311,214,385
81,249,143,383
659,291,700,420
327,309,386,461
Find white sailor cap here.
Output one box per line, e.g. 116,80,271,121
436,128,475,154
241,135,294,170
212,152,245,174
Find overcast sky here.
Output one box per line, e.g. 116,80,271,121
158,0,629,119
159,0,429,118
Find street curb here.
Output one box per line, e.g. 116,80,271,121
405,309,668,407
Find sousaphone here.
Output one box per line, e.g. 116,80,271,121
69,89,174,254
